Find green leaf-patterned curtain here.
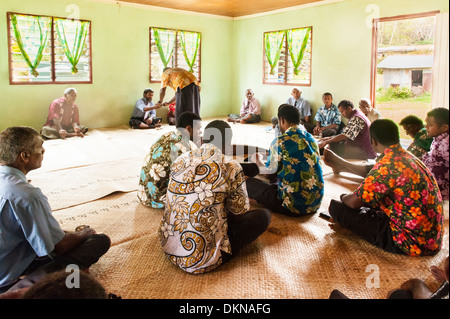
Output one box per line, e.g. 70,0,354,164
153,28,177,68
287,27,311,76
264,31,286,75
179,31,201,72
10,14,51,77
55,18,89,74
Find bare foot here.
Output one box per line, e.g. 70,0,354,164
430,265,446,284
323,146,341,174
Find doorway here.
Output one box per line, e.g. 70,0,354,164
370,11,438,141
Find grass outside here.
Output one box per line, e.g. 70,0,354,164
375,93,432,140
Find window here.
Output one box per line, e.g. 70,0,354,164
7,12,92,84
263,27,312,86
150,27,201,82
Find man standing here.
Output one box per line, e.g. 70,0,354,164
0,126,110,293
156,67,201,122
129,88,162,129
41,88,88,139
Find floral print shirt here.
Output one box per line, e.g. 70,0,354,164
159,144,249,274
407,128,433,160
422,132,449,200
266,125,324,215
161,67,200,91
138,130,197,208
354,144,443,256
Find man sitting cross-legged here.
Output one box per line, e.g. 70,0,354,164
159,120,271,274
138,111,201,209
246,104,324,216
0,127,110,294
325,119,444,256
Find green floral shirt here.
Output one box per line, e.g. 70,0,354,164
354,144,443,256
407,128,433,159
266,125,324,215
138,130,197,208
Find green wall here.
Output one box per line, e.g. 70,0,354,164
231,0,449,121
0,0,233,131
1,0,448,131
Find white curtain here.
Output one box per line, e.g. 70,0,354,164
432,12,449,109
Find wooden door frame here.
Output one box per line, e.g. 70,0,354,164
369,10,440,108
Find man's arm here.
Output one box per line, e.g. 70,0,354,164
52,226,96,256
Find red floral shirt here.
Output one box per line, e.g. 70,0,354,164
354,144,443,256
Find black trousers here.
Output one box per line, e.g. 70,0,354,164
175,82,201,121
245,177,300,217
0,234,111,293
328,199,404,254
222,208,271,263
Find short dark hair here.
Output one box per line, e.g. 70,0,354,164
399,115,424,127
337,100,354,109
176,111,201,129
143,88,153,97
370,119,400,146
21,270,108,299
427,107,449,126
322,92,332,98
203,120,233,152
277,104,300,125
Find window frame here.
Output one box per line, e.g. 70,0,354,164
149,26,202,83
6,11,93,85
262,26,313,86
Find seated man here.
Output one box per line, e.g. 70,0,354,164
41,88,88,139
313,92,341,137
0,127,110,294
318,100,376,160
399,115,433,160
247,104,324,216
271,88,313,134
129,88,162,129
422,107,449,200
326,119,443,256
359,98,381,123
227,89,261,124
138,112,201,209
159,120,271,274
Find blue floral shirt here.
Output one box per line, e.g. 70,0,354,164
266,126,324,215
314,104,341,127
138,130,197,208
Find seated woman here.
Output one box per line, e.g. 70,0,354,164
318,100,376,160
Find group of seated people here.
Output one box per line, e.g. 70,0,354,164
1,86,448,298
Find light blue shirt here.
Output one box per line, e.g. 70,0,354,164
286,96,311,120
131,98,155,120
0,166,65,287
314,104,342,127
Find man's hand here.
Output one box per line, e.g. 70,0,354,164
59,129,68,139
